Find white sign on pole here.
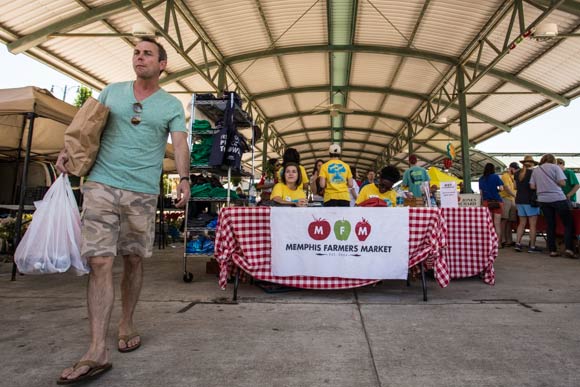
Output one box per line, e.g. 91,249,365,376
440,181,458,208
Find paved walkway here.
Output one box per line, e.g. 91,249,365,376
1,242,579,387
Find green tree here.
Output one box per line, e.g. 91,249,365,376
73,86,93,107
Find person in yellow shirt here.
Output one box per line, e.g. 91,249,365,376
277,147,309,190
319,144,353,207
271,162,308,207
500,162,519,247
356,166,401,207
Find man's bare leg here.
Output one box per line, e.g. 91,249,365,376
118,254,143,351
60,256,114,380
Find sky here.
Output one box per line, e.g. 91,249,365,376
1,43,578,154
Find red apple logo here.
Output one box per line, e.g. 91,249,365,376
355,218,372,241
308,217,331,240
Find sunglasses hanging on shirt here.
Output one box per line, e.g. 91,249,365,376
131,102,143,125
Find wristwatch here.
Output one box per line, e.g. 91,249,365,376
180,176,190,183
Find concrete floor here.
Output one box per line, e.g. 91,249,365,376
1,239,579,387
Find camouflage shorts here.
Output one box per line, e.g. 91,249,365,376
81,181,158,258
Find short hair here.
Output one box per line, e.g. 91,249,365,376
539,154,556,165
281,162,302,187
282,148,300,164
379,166,401,182
140,37,167,62
409,154,418,164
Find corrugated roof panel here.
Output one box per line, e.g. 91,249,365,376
294,91,330,111
519,35,580,94
260,0,327,47
481,5,580,74
344,115,374,128
358,144,383,154
301,114,331,128
306,132,329,143
373,118,403,133
41,22,133,86
231,57,286,93
272,117,303,132
355,0,424,47
350,53,400,86
347,91,383,111
345,132,373,143
464,76,504,106
413,0,502,57
280,53,328,87
1,0,81,35
391,58,450,94
381,95,421,117
472,90,547,123
256,95,295,117
186,0,270,57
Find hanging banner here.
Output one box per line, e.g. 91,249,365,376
270,207,409,279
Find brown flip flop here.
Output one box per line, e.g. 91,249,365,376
57,360,112,385
118,332,141,353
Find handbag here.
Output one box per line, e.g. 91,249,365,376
64,97,109,176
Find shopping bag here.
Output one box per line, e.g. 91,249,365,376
64,97,109,176
14,174,89,275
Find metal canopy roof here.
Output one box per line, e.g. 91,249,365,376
1,0,579,180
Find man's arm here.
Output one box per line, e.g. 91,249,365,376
171,131,190,208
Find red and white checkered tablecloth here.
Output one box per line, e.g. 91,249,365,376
440,207,498,285
214,207,450,290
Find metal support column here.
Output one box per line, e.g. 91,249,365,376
12,113,36,280
457,66,472,193
217,65,226,93
261,122,269,171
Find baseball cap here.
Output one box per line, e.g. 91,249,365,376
509,162,520,170
329,143,341,155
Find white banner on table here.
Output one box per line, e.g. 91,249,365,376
270,207,409,279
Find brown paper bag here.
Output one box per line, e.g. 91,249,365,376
64,97,109,176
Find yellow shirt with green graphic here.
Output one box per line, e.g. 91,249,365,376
319,159,352,202
271,183,306,202
355,183,397,207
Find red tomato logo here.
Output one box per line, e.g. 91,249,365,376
308,218,331,240
355,218,371,241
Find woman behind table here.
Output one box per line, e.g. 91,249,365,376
309,159,325,203
479,163,504,242
514,155,542,253
530,154,576,258
356,166,400,207
257,158,280,202
271,162,308,207
278,148,309,190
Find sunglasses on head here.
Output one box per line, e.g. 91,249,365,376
131,102,143,125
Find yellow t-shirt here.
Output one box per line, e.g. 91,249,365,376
355,183,397,207
320,159,352,202
271,183,306,203
277,165,308,189
500,171,516,200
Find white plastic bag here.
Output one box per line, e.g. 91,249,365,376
15,174,89,275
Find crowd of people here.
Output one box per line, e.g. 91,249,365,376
479,154,578,258
257,145,431,208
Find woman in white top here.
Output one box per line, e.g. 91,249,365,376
530,153,576,258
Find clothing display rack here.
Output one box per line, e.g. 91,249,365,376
182,93,253,282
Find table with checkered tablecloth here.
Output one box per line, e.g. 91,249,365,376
439,207,498,285
214,207,450,290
